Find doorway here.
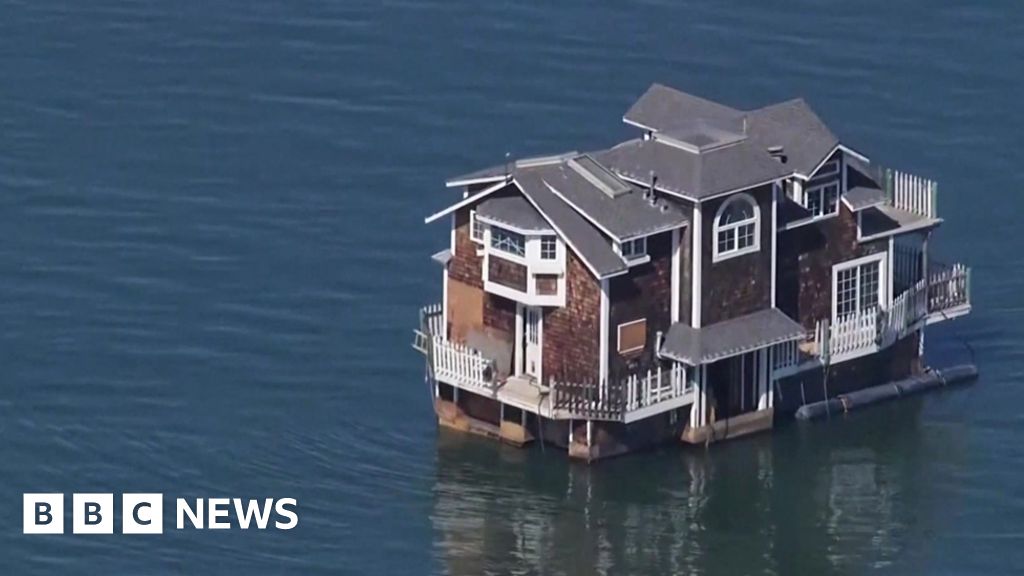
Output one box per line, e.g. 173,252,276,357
522,306,542,380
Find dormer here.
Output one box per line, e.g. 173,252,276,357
474,195,567,307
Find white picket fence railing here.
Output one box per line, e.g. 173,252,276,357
431,335,496,394
821,261,969,362
623,363,689,412
881,278,929,346
421,303,445,338
829,307,880,360
928,262,970,313
887,168,937,219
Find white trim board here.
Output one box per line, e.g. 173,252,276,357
830,251,887,323
425,180,510,224
474,213,554,236
794,144,870,180
445,174,507,188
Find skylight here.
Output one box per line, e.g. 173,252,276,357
567,155,631,199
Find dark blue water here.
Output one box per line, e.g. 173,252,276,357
0,1,1020,574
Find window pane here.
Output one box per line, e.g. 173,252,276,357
806,189,823,217
470,212,484,242
859,262,879,311
737,223,755,249
717,228,735,254
540,236,557,260
825,184,839,215
621,237,647,259
837,267,858,317
490,227,524,256
721,199,754,225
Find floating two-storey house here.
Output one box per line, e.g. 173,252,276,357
414,83,972,461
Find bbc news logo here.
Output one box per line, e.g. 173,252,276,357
23,494,298,534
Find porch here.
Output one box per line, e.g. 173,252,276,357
413,303,695,423
771,259,971,372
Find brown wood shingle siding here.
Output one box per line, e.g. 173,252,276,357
777,202,886,330
700,184,774,326
448,204,516,344
608,231,673,376
544,249,600,384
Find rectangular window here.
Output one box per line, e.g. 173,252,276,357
804,182,840,218
621,237,647,260
490,226,525,257
469,210,485,244
617,319,647,355
540,236,557,260
833,256,883,321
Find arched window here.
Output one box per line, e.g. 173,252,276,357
713,193,760,261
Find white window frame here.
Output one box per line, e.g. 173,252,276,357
804,180,840,220
831,252,887,322
712,192,760,262
620,237,647,261
617,318,647,355
469,209,485,244
490,225,525,258
539,235,557,260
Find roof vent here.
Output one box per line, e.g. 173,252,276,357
768,145,788,164
567,155,631,199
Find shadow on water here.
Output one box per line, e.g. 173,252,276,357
430,395,969,575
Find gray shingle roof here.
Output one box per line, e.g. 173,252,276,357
597,137,790,200
659,309,806,365
858,204,941,241
617,85,844,196
843,186,887,212
745,98,839,178
624,83,743,132
476,195,551,231
446,163,508,186
514,170,628,278
536,155,689,240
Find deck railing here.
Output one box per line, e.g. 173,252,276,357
772,339,801,372
829,307,880,360
881,278,929,346
885,168,937,219
416,303,498,394
928,262,970,314
431,336,498,394
420,303,445,338
551,380,625,421
772,322,827,374
623,363,689,412
821,262,970,362
552,363,691,421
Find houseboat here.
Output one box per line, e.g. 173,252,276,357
414,83,972,461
